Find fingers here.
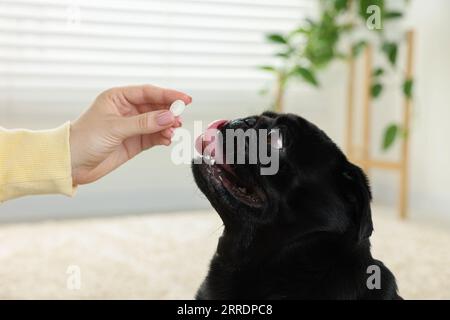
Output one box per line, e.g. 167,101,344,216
174,116,182,128
161,127,174,139
117,110,176,138
118,85,192,107
142,132,172,150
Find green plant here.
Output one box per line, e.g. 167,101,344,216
259,0,413,150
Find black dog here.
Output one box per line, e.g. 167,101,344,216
192,112,401,300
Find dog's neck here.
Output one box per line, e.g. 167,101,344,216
216,223,371,266
200,226,372,299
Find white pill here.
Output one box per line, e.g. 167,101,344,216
169,100,186,116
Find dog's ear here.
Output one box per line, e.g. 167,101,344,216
342,162,373,242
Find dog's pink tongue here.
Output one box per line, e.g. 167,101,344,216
195,119,228,156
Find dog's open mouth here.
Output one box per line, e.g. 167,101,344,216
195,120,265,208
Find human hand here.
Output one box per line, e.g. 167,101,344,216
69,85,191,185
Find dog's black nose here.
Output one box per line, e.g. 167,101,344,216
227,119,243,129
227,117,257,130
243,118,257,127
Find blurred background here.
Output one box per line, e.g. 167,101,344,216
0,0,449,299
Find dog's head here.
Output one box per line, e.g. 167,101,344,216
192,112,373,247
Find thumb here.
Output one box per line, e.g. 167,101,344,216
117,110,175,137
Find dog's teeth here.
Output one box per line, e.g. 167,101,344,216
204,155,215,166
238,187,247,193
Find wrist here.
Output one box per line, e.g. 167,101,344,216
69,121,82,186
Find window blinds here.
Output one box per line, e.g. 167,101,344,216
0,0,314,114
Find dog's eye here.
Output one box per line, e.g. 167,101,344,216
268,129,283,149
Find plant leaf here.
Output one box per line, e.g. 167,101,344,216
383,124,399,150
266,33,287,44
384,11,403,19
305,18,316,27
373,67,384,77
371,83,383,98
352,40,367,57
275,46,294,58
293,67,319,87
258,65,276,72
382,42,398,66
403,78,414,99
334,0,349,11
292,27,309,34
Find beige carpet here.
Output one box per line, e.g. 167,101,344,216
0,207,449,299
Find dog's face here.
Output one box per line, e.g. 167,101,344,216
192,112,373,246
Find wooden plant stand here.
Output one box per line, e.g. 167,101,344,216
345,30,415,219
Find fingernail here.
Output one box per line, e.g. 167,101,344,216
156,111,174,126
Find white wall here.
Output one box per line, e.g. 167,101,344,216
406,0,450,219
1,0,449,222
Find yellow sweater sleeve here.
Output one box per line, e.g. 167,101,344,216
0,122,75,203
